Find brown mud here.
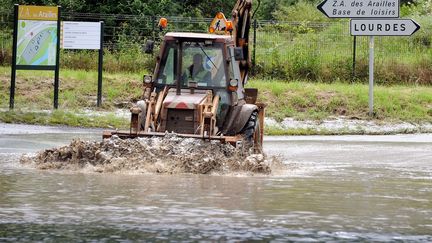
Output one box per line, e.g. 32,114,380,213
20,135,279,175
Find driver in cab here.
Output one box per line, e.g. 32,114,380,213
183,53,211,86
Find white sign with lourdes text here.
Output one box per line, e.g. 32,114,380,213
61,21,101,49
350,19,420,36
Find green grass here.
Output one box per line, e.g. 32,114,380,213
0,110,129,129
264,126,356,136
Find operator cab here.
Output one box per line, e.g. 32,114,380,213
155,33,231,90
153,32,245,127
154,32,245,98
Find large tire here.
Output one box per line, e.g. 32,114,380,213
240,110,259,145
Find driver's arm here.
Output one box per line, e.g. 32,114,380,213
181,66,193,85
204,71,212,86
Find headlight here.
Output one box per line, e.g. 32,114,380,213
229,79,238,87
144,75,152,84
228,79,238,92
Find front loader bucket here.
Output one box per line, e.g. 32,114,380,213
103,130,244,147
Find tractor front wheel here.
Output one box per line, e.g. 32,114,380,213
240,110,261,151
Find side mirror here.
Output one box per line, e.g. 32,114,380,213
144,40,154,54
233,47,245,61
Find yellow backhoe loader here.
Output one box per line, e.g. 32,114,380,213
103,0,265,151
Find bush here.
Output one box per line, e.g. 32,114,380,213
0,30,12,66
59,48,154,73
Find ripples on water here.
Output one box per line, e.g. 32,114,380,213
1,132,432,241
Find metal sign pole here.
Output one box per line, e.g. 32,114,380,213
97,21,104,107
352,36,356,81
54,6,61,109
9,4,18,110
369,36,374,117
252,19,257,71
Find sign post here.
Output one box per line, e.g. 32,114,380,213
350,18,419,116
54,7,61,109
352,36,356,81
369,36,374,117
9,4,18,110
317,0,420,117
10,4,60,109
97,22,104,107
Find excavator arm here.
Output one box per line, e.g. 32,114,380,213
231,0,253,85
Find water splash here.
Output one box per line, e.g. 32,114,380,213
20,135,280,175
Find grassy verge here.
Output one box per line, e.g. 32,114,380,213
0,110,129,129
1,67,431,133
250,79,432,123
0,67,146,110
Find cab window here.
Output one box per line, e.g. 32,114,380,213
156,42,176,85
181,42,226,89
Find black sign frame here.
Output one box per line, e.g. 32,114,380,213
9,4,61,109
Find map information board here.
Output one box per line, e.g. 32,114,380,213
16,20,57,65
16,5,58,66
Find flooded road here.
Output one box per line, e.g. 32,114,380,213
1,124,431,241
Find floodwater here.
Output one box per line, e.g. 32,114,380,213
1,124,431,241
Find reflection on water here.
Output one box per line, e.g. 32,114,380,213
0,129,431,241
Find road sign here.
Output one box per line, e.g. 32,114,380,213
61,21,101,49
350,19,420,36
316,0,420,117
317,0,399,18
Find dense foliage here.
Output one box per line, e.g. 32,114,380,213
1,0,424,19
2,0,235,18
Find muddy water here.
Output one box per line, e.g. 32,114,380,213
0,124,431,241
